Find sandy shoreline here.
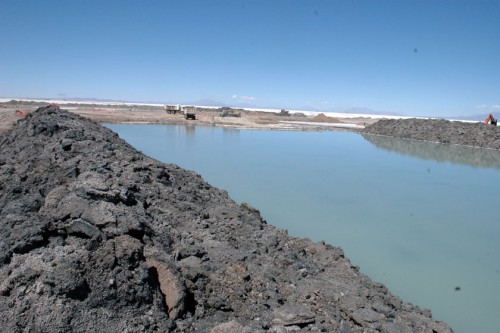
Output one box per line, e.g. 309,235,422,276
0,99,382,135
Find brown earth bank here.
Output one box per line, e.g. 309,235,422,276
0,106,453,332
0,101,375,135
363,118,500,150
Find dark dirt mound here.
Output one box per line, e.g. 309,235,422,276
363,118,500,149
0,106,452,332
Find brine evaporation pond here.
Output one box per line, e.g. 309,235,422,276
107,123,500,333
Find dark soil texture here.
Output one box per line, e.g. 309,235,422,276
363,118,500,149
0,107,453,332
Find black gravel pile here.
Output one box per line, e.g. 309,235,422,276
363,118,500,149
0,106,453,332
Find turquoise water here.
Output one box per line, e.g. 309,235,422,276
107,124,500,333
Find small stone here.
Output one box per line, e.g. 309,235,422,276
273,304,315,326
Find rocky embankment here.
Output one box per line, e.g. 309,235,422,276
0,107,452,332
363,118,500,149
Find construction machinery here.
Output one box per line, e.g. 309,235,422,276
276,109,290,116
183,106,196,120
164,104,181,114
164,104,197,120
220,108,241,118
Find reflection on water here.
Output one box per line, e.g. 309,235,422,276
222,127,240,134
184,125,196,145
362,133,500,169
222,127,240,144
185,125,196,136
161,125,199,148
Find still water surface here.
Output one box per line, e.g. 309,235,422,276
107,124,500,333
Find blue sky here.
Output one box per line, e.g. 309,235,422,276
0,0,499,117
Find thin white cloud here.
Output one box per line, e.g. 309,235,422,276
476,104,500,109
232,94,256,101
321,101,329,105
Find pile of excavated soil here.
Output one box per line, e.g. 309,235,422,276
363,118,500,149
0,106,452,332
311,113,341,123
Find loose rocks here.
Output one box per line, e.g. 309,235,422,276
363,118,500,149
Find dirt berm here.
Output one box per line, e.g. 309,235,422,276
0,107,452,332
363,118,500,149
